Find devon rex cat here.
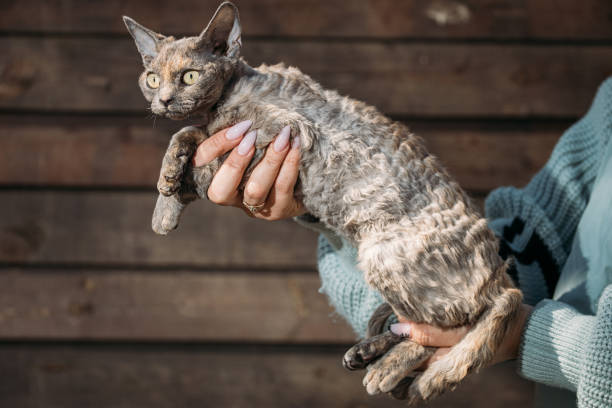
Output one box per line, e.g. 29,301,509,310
124,2,522,404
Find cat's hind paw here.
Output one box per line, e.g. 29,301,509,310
343,331,403,371
362,340,433,396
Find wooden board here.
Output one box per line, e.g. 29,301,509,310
0,190,487,268
1,0,611,41
0,191,317,267
1,38,611,116
0,268,355,343
0,345,533,408
0,115,562,191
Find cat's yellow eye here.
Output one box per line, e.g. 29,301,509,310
146,73,160,89
182,70,199,85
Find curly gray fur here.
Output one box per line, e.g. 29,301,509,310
124,2,522,404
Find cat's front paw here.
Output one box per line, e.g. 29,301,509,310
152,194,183,235
158,126,205,196
157,173,182,197
158,145,191,196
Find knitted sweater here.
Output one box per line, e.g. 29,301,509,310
297,78,612,407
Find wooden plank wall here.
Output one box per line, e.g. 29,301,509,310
1,0,611,406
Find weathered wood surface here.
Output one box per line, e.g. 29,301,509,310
1,0,611,41
0,345,532,408
0,269,354,342
0,191,317,267
0,191,486,268
0,115,562,191
1,38,611,116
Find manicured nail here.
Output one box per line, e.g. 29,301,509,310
291,135,300,149
273,126,291,152
390,323,411,337
237,130,257,155
226,120,252,140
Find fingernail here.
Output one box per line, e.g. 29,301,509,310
226,120,252,140
273,126,291,152
291,135,300,149
237,130,257,155
390,323,411,337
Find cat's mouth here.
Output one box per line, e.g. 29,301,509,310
164,103,200,120
165,111,187,120
163,109,191,120
153,101,199,120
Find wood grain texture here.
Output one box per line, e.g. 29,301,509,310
0,115,562,191
0,268,354,342
0,345,533,408
0,191,317,268
0,1,591,407
1,0,611,41
1,38,611,116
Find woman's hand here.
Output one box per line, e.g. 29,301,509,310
390,303,533,369
192,120,306,220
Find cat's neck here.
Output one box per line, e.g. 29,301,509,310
223,59,259,90
202,59,259,120
234,59,259,78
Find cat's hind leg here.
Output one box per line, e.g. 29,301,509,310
343,302,401,370
343,331,404,371
363,340,434,396
158,126,206,196
343,303,435,397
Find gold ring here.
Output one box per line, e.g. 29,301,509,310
243,200,265,213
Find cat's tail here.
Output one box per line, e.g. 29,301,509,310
406,271,523,404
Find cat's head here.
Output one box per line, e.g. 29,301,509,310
123,2,242,119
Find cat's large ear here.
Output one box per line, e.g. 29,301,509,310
123,16,165,64
196,2,242,58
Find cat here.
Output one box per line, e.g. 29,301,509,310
123,2,522,404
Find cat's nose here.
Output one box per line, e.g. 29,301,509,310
159,96,174,107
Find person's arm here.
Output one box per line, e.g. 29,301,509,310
485,78,612,305
517,290,605,394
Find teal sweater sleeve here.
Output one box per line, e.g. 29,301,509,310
519,286,612,407
317,234,386,337
485,77,612,305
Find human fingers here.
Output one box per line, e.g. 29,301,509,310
419,347,450,370
390,321,469,348
193,120,252,167
207,130,257,205
260,135,306,219
242,126,291,208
